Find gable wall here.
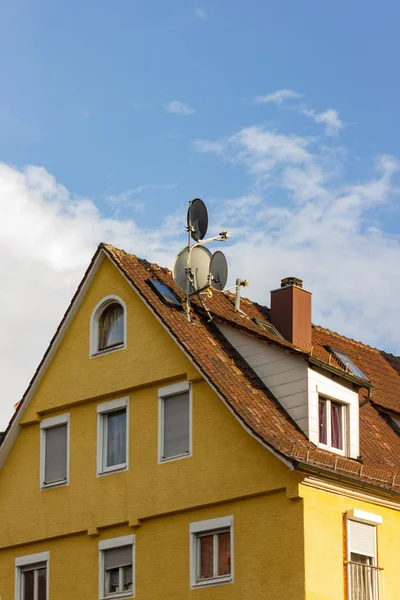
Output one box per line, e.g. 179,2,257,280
0,257,302,550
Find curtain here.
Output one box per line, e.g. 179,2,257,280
106,409,126,467
349,557,376,600
331,402,343,450
200,535,214,579
218,532,231,576
319,399,327,444
99,303,124,350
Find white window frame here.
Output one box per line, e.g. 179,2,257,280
97,398,129,476
190,515,234,588
318,395,347,456
90,295,127,358
40,413,70,490
15,551,50,600
98,535,135,600
158,381,192,464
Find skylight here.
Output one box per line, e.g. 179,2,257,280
148,280,182,308
329,347,369,381
252,318,283,339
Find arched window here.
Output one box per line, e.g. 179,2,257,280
98,302,124,351
90,296,127,357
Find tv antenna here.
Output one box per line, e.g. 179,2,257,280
173,198,231,321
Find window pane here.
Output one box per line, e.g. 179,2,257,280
123,565,133,591
163,392,190,458
218,532,231,576
105,568,119,594
38,567,47,600
44,423,68,484
106,409,126,467
22,570,34,600
99,303,124,350
331,402,343,449
199,535,214,579
351,553,373,565
319,399,327,445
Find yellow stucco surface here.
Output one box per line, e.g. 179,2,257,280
302,483,400,600
0,256,306,599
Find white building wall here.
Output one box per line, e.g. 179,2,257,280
217,323,310,435
217,322,360,459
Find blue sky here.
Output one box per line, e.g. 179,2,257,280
1,0,400,427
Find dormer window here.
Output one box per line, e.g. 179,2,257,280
90,296,127,357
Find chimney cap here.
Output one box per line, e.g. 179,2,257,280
281,277,303,289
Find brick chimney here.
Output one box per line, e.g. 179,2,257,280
270,277,312,351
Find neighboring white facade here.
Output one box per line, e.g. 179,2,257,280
217,323,359,459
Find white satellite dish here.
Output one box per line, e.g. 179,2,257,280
173,246,212,295
210,250,228,291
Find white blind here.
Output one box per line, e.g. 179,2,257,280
104,546,132,570
44,424,67,484
163,392,190,458
348,520,376,557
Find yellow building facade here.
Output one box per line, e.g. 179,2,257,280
1,246,399,599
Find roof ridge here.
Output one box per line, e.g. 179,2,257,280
313,324,380,354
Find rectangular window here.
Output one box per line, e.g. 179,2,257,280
346,515,383,600
190,516,233,588
40,414,69,489
97,398,129,476
99,536,135,599
158,382,191,462
318,397,345,452
15,552,49,600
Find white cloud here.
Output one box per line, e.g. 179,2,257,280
255,88,344,137
106,184,177,208
301,108,344,136
255,89,303,105
195,126,313,176
165,101,196,115
195,8,206,19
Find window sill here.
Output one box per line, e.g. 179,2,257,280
40,480,69,490
159,451,192,464
101,594,134,600
192,576,233,589
97,465,128,478
90,344,125,359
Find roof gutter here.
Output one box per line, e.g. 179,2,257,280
293,460,400,499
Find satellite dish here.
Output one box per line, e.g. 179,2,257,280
173,246,212,294
210,251,228,291
187,198,208,241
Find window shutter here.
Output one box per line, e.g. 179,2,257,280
104,546,132,569
44,424,68,483
163,392,190,458
348,520,376,557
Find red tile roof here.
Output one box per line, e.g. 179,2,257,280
103,244,400,496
